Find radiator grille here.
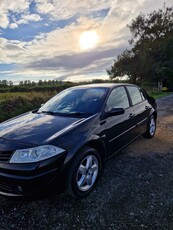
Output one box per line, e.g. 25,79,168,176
0,181,15,193
0,151,13,162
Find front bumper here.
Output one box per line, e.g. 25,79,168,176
0,152,66,197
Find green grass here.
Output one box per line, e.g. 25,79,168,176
149,91,173,99
0,91,55,123
0,91,55,102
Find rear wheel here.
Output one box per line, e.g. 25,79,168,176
143,115,156,138
66,147,102,198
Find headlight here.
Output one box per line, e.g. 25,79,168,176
10,145,65,163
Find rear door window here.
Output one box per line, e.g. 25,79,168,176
127,86,143,105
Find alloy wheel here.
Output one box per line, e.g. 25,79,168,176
149,117,156,136
76,155,99,192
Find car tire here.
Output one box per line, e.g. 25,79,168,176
143,115,156,138
66,146,102,198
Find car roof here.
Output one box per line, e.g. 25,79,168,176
71,83,136,89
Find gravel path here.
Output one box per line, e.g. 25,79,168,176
0,94,173,230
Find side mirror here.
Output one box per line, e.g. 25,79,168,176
104,107,125,118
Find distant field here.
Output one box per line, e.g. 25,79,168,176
0,91,55,122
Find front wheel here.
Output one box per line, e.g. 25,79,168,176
143,115,156,138
66,147,102,198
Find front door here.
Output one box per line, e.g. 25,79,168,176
103,86,136,157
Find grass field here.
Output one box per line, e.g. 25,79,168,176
0,90,172,123
149,91,173,99
0,91,55,122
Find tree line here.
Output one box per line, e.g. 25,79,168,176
0,79,76,93
0,79,116,93
0,79,64,87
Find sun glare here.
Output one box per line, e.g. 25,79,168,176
79,30,99,50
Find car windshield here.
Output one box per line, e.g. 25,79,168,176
38,87,108,116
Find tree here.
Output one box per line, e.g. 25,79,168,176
38,80,43,86
8,80,13,86
107,49,144,83
108,6,173,84
129,7,173,44
1,80,8,86
31,81,36,86
24,80,28,85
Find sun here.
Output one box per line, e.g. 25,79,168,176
79,30,99,50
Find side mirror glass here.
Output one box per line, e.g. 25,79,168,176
110,107,125,115
104,107,125,118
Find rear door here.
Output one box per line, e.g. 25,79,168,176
103,86,136,157
126,86,152,136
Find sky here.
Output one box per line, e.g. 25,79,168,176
0,0,172,83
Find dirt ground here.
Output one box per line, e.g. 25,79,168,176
0,94,173,230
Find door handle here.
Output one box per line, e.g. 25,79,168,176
129,113,135,119
145,105,150,110
100,120,106,125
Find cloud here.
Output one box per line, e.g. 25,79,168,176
0,14,127,67
0,0,145,82
9,23,18,29
0,38,27,64
25,48,118,70
35,0,55,14
1,0,173,82
35,0,113,20
0,14,9,29
16,14,42,25
0,0,31,29
0,18,98,64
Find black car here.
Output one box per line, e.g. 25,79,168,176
0,84,157,198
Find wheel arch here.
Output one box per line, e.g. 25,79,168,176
149,107,157,120
63,135,108,172
152,111,157,119
83,139,107,164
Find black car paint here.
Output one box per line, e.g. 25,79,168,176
0,84,156,196
0,112,83,145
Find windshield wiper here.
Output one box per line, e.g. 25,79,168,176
65,112,92,117
37,111,92,117
38,111,57,115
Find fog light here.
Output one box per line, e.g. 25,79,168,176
15,185,23,194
